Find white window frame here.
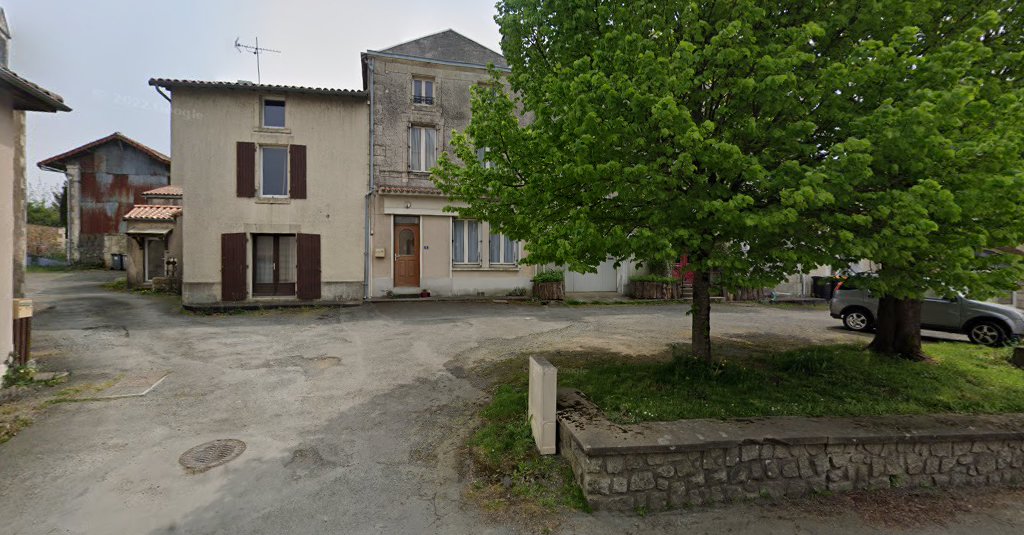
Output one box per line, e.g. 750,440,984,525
487,230,519,266
452,219,481,266
476,147,495,169
259,144,289,198
409,126,437,172
412,77,434,105
262,97,286,128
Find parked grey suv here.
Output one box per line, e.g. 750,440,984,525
829,281,1024,346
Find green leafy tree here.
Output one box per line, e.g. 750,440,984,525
26,198,61,227
434,0,836,362
809,3,1024,359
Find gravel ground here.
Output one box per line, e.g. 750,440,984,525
0,270,1014,535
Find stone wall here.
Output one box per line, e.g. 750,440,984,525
557,390,1024,513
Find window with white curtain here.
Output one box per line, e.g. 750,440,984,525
476,147,495,169
410,126,437,172
488,232,519,265
452,219,480,264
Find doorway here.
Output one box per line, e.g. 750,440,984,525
393,216,420,288
144,238,165,282
252,234,296,296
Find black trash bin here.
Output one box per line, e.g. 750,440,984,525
110,254,125,271
811,276,834,299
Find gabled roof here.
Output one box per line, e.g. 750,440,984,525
143,185,182,197
149,78,365,98
37,132,169,172
123,205,182,222
0,67,70,112
369,29,507,69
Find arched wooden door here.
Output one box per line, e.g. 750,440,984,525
393,220,420,288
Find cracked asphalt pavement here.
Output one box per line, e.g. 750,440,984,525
1,271,1018,535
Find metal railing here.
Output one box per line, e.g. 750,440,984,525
413,95,434,105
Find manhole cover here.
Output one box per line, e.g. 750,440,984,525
179,439,246,473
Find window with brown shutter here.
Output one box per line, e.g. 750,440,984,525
221,233,248,301
296,233,321,300
290,144,307,199
236,142,256,197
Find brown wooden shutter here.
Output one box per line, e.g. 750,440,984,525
296,233,321,300
290,144,307,199
236,142,256,198
221,233,248,301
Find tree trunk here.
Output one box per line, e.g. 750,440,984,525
868,295,897,354
868,296,926,360
691,269,713,363
892,298,926,360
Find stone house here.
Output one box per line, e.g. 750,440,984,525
37,132,171,268
147,79,368,307
122,185,182,290
365,30,644,296
0,7,70,375
363,30,537,297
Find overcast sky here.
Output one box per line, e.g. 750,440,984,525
9,0,502,197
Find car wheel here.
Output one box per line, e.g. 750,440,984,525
967,321,1007,346
843,309,873,332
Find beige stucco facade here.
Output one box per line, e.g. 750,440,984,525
167,87,368,305
369,193,536,296
1,91,15,370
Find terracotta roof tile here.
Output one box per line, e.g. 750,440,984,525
123,205,182,221
377,185,445,196
143,185,183,196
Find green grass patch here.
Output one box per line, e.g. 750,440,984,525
469,382,590,514
103,277,129,291
557,343,1024,424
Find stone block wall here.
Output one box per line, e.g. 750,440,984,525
556,390,1024,513
561,432,1024,512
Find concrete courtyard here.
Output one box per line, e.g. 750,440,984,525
1,271,1021,534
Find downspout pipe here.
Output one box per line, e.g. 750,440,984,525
363,56,375,300
154,85,172,103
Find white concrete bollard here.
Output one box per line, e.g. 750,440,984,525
528,356,558,455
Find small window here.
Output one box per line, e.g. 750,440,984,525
409,126,437,172
476,147,495,169
452,219,480,264
488,232,518,265
263,99,285,128
413,78,434,105
261,146,288,197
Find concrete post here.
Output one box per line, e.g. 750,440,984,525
65,163,80,264
528,356,558,455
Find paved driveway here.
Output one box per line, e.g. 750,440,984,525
1,271,1017,535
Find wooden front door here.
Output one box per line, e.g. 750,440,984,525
394,222,420,288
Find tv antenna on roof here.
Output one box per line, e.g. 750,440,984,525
234,37,280,84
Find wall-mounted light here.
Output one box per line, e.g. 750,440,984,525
405,202,411,209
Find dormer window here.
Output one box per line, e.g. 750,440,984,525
263,99,285,128
413,78,434,105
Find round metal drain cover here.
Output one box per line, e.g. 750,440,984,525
179,439,246,473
